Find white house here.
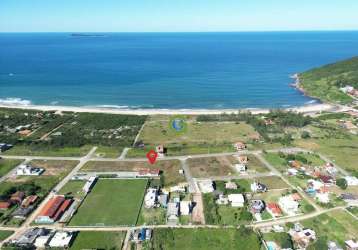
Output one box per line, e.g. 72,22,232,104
16,164,44,176
198,180,214,193
144,188,157,208
48,231,74,248
234,164,247,173
228,194,245,207
345,240,358,250
82,176,97,194
34,235,52,248
180,201,192,215
340,85,354,93
278,195,299,216
315,192,330,204
307,179,324,190
345,176,358,186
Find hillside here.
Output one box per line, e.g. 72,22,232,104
299,56,358,104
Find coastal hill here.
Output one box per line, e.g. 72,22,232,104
299,56,358,105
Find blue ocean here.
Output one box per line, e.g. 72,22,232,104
1,32,358,109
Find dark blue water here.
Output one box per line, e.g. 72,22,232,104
1,32,358,109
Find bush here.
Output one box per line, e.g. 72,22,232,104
336,178,348,190
301,131,311,139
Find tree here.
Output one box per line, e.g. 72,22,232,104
301,131,311,139
336,178,348,190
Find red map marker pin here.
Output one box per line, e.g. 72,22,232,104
146,150,158,164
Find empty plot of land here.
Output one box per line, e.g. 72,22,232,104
81,160,185,187
187,156,237,178
256,176,289,190
70,231,126,250
0,159,22,177
69,179,147,226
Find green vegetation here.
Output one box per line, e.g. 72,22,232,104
336,178,348,190
301,210,358,246
299,56,358,104
0,159,22,177
70,231,126,250
69,179,147,226
58,180,86,198
263,232,293,249
0,231,13,242
150,227,261,250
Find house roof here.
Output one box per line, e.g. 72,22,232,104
267,203,282,215
38,196,65,218
291,193,302,201
0,201,11,209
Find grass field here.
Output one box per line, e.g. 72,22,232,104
256,176,289,190
70,231,126,250
94,146,123,158
81,160,185,187
126,118,259,157
301,209,358,247
0,230,14,242
150,228,261,250
0,159,22,177
58,180,86,198
69,179,147,226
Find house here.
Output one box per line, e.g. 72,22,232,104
237,155,248,164
288,168,299,176
10,191,25,204
289,228,316,249
35,196,72,224
144,188,158,208
48,231,74,248
34,234,53,248
180,201,192,215
0,201,11,210
315,192,330,203
307,179,324,191
18,129,31,136
21,195,38,208
138,168,160,177
345,176,358,186
198,180,214,193
234,142,246,151
340,85,354,93
340,193,358,206
251,182,267,193
158,194,168,208
16,164,45,176
250,200,265,213
130,228,152,242
0,143,13,152
289,160,301,169
319,175,335,186
345,240,358,250
12,206,34,219
291,193,302,201
216,194,229,205
266,203,282,217
11,228,48,247
278,195,299,216
228,194,245,207
225,181,237,190
82,176,97,194
234,163,247,173
156,145,166,157
166,202,179,225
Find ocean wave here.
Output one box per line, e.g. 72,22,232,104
304,100,318,105
0,97,32,106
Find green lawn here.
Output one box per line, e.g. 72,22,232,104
263,232,293,249
70,231,126,250
69,179,147,226
58,180,86,199
0,230,14,242
0,159,22,177
150,228,261,250
94,146,123,158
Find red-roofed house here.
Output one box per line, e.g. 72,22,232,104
35,195,65,224
266,203,282,217
319,175,335,186
10,191,25,204
21,195,38,208
0,201,11,210
234,142,246,151
53,199,72,221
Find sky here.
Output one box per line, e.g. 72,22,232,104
1,0,358,32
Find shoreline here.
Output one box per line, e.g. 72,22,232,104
0,103,338,115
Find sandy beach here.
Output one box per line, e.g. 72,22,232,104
0,103,338,115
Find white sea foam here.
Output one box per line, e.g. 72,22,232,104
0,97,32,106
304,100,318,105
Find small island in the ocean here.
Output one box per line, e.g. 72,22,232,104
70,33,106,37
296,56,358,105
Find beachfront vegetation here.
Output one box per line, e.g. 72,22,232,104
299,56,358,104
0,107,146,156
150,227,261,250
69,179,147,226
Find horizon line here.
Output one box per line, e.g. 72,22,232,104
1,29,358,33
